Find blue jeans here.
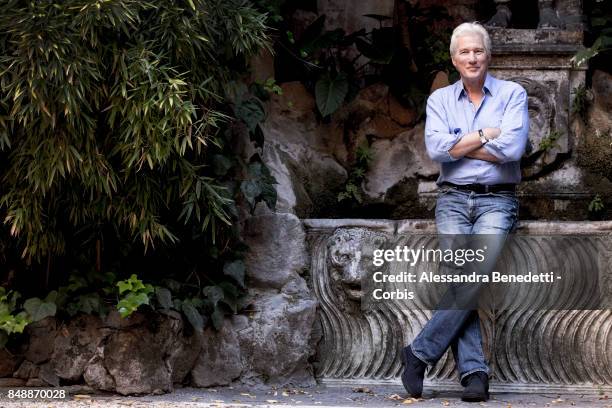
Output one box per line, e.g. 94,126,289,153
410,188,519,382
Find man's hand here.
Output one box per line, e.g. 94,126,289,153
465,147,501,163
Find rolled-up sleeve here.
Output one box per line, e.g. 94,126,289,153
424,92,462,163
483,87,529,163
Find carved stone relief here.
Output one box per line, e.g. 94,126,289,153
305,219,612,392
488,29,585,178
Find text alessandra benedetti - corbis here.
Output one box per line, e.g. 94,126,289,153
372,271,559,283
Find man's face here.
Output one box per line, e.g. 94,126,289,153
451,34,489,83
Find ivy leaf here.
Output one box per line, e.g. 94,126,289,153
117,280,132,294
155,287,173,310
203,286,224,307
117,292,150,318
23,298,57,322
77,293,101,315
44,290,58,304
235,98,265,132
181,302,204,332
223,260,246,288
240,179,262,208
315,73,349,117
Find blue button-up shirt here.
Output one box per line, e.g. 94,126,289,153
424,73,529,185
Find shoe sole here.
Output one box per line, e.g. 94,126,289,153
400,347,422,398
461,392,489,402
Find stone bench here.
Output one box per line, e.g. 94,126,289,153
303,219,612,393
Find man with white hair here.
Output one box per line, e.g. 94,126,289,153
400,22,529,402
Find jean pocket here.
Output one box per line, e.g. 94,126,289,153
437,187,454,198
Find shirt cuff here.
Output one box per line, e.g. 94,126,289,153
444,132,464,162
482,142,506,162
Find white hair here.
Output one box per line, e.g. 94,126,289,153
449,22,492,57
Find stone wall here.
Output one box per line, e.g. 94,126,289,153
257,2,612,221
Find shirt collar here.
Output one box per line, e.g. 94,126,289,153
454,73,495,100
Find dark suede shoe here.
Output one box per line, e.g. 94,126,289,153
461,371,489,402
400,345,427,397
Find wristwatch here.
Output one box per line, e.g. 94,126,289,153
478,129,489,145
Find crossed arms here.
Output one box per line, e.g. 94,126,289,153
424,87,529,164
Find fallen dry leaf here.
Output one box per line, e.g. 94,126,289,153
266,399,279,403
388,393,403,400
442,401,450,406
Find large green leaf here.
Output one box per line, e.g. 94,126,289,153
315,73,349,117
181,302,204,332
155,287,173,310
23,298,57,322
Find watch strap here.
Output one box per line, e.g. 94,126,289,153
478,129,488,144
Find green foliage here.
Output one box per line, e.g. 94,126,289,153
116,274,154,318
0,288,30,347
252,0,286,23
572,1,612,67
54,271,114,317
275,5,453,118
338,142,373,203
539,130,562,152
257,78,283,96
589,194,605,213
23,297,56,322
154,287,173,310
240,160,278,213
572,85,590,120
315,73,350,117
1,286,60,348
180,299,204,332
0,0,271,260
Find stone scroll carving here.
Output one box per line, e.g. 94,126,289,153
487,29,585,179
305,220,612,391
